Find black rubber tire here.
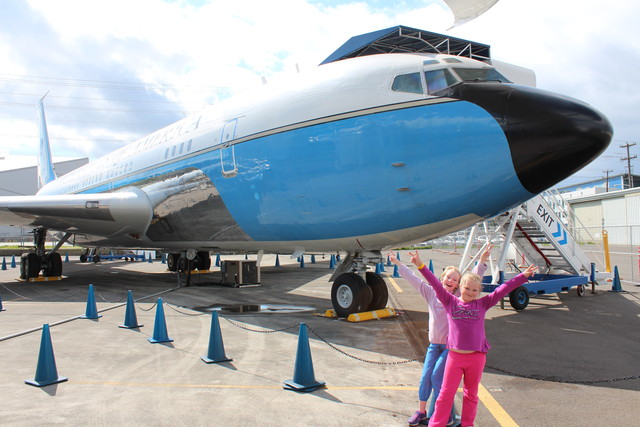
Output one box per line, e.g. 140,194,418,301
331,273,372,317
19,254,27,279
509,286,530,311
167,254,179,272
24,253,41,279
365,272,389,311
43,253,62,277
197,251,211,271
176,256,189,272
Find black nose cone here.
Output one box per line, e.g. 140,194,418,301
441,83,613,194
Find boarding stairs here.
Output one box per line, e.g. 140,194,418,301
461,191,594,278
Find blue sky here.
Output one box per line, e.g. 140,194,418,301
0,0,637,186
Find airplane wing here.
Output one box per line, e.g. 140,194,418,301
0,188,153,237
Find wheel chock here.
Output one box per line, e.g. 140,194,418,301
347,308,397,322
18,275,64,282
314,309,337,318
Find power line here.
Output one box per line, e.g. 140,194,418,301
0,73,249,94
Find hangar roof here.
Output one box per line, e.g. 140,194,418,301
321,25,491,65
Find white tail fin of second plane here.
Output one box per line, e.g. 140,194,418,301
36,93,57,188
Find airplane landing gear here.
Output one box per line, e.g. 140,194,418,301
19,228,70,280
330,252,389,317
166,251,211,272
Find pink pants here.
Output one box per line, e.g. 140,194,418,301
428,351,486,427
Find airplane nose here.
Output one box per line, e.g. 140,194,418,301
441,83,613,194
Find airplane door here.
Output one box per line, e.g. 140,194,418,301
220,119,238,178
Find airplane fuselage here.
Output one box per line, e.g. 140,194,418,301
35,53,597,254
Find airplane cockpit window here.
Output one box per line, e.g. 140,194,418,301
424,69,458,94
442,58,463,63
452,68,511,83
391,72,423,94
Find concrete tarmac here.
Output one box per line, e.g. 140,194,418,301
0,250,638,426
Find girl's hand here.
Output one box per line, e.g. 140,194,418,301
408,251,423,267
523,264,538,278
387,252,401,266
480,243,494,264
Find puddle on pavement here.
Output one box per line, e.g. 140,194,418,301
192,303,316,314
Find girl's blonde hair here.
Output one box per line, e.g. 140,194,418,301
461,272,482,289
439,265,461,281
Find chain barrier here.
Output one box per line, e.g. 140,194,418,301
164,301,207,317
137,301,158,312
485,364,640,385
94,287,127,304
219,313,300,333
1,283,34,300
306,323,421,365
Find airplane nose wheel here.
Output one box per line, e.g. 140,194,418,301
331,273,372,317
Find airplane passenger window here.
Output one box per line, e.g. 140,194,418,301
424,69,458,94
391,73,423,94
453,68,511,83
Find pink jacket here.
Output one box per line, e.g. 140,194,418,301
417,265,528,352
399,262,487,345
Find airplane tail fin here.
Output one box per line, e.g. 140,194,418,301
36,93,57,188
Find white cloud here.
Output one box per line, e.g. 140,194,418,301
0,0,637,182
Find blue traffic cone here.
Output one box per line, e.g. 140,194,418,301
336,254,341,262
393,265,400,278
610,266,624,292
148,252,153,263
275,254,280,267
386,255,392,267
161,253,166,264
283,323,325,392
375,263,382,274
11,255,16,268
0,296,5,311
396,252,400,261
300,256,305,268
81,284,102,319
329,254,335,269
428,259,434,273
215,253,221,267
2,257,6,270
148,298,173,343
379,262,385,272
201,311,232,363
119,290,143,329
311,254,316,264
64,252,69,263
25,324,68,387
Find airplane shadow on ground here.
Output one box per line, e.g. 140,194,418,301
483,289,640,392
3,258,638,392
0,259,421,363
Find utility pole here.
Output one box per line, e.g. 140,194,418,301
603,169,613,192
620,142,637,188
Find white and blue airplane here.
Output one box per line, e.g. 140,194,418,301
0,27,612,317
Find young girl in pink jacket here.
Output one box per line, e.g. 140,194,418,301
414,258,537,427
390,247,491,426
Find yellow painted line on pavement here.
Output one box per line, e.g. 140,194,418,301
478,383,519,427
386,275,403,293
